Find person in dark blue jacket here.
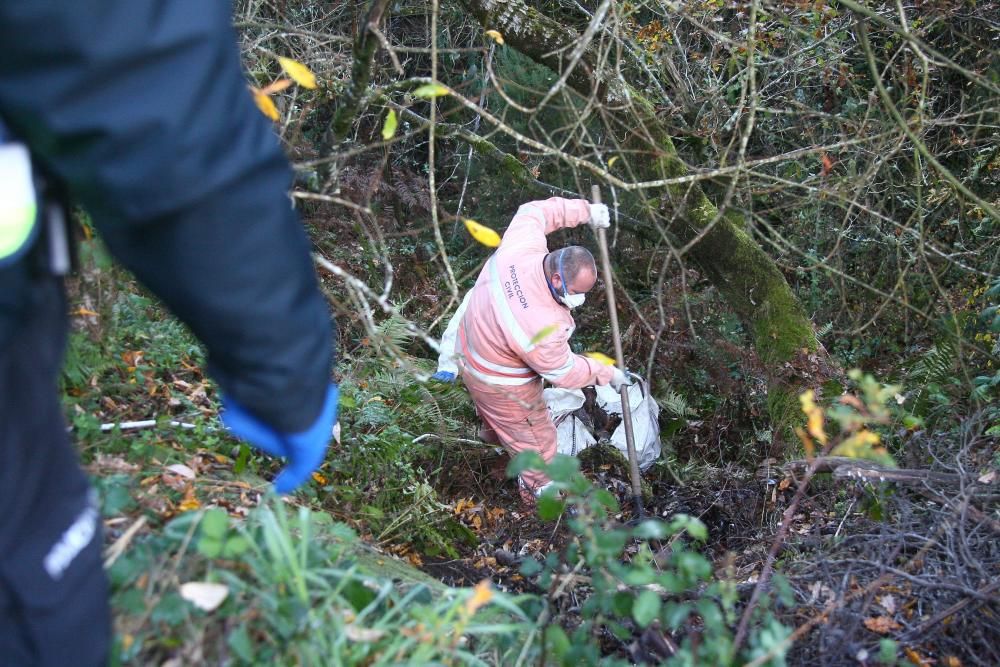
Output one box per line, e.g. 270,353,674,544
0,3,339,665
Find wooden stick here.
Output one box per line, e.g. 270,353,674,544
591,184,644,517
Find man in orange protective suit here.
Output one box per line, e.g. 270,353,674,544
456,197,629,502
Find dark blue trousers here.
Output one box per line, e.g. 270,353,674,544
0,274,110,667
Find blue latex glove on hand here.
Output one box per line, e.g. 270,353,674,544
221,383,339,494
430,370,456,383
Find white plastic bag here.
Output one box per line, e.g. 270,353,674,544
545,375,661,470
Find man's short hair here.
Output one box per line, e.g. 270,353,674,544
546,245,597,284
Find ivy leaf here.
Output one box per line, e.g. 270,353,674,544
277,56,317,89
463,218,501,247
251,89,279,121
381,109,398,140
413,83,451,99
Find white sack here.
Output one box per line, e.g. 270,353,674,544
545,375,661,470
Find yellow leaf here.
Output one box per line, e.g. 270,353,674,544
794,426,815,459
585,351,616,366
260,78,292,95
252,89,280,121
277,56,317,89
465,580,493,614
381,109,398,141
463,218,501,247
608,156,619,169
178,487,201,512
799,390,827,444
311,471,327,485
833,429,882,459
485,29,505,45
413,83,450,99
530,324,558,345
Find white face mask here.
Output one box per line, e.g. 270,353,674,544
560,292,586,309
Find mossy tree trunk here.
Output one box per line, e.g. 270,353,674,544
458,0,825,432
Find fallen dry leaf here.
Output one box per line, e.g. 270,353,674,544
864,616,902,634
465,580,493,614
878,594,898,615
177,486,201,512
179,581,229,612
903,646,933,666
165,464,195,480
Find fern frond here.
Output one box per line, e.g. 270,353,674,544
910,337,958,385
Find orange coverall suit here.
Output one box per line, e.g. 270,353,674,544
457,197,616,491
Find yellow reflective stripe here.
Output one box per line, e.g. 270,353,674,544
0,144,37,260
487,256,536,352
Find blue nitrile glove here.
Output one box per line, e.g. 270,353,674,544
221,383,339,494
431,370,456,383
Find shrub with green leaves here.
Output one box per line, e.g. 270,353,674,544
508,452,792,666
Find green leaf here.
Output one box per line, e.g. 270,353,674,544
544,625,571,662
507,451,545,477
99,477,137,515
594,529,627,556
611,591,635,616
537,495,564,520
520,558,542,577
229,624,255,663
677,551,712,581
222,536,249,558
632,520,667,540
116,588,146,615
632,589,662,628
663,601,692,630
413,83,450,99
151,593,189,626
198,536,222,559
594,489,619,512
381,109,398,140
878,638,898,665
683,516,708,541
622,566,656,586
201,508,229,539
546,454,580,482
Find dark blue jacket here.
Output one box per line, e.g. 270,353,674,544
0,1,334,432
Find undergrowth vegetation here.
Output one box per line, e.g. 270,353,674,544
57,0,1000,664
